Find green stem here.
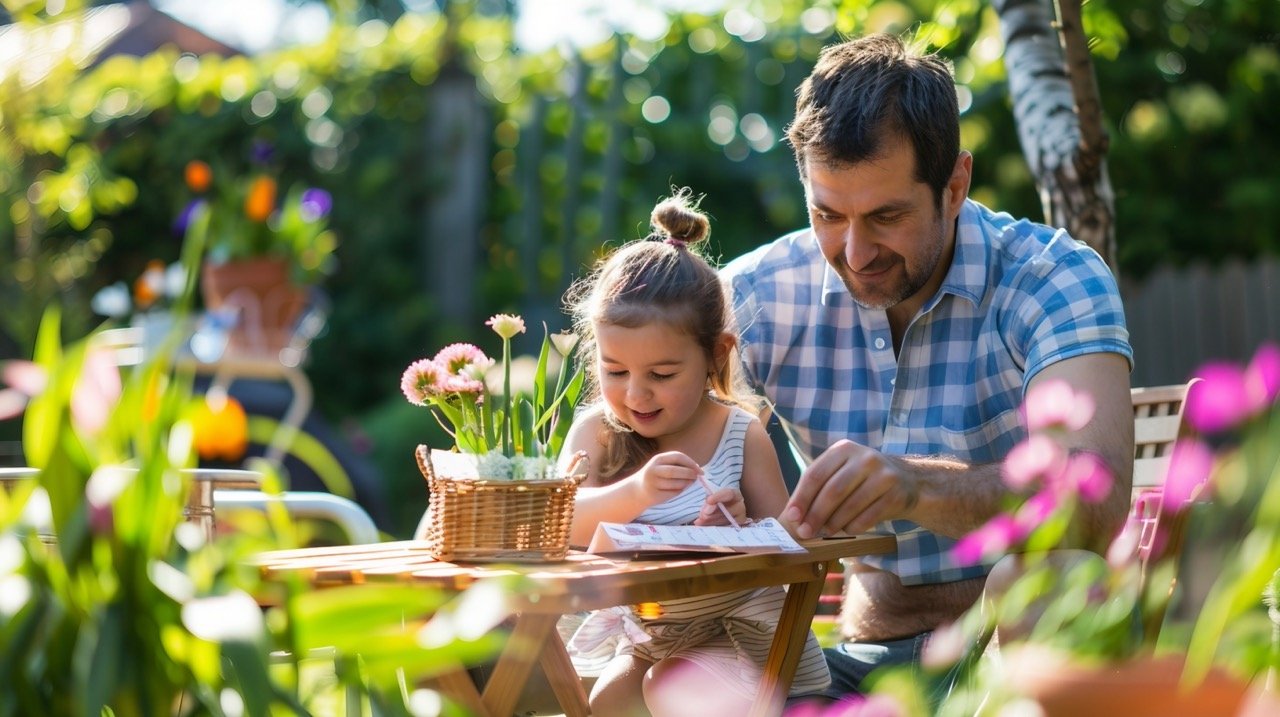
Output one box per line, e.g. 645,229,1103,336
502,338,513,457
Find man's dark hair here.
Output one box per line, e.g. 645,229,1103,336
786,33,960,204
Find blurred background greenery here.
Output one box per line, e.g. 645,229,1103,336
2,0,1278,538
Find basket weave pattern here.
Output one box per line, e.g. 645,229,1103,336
415,445,580,562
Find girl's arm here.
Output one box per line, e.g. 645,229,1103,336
560,406,702,545
739,416,791,521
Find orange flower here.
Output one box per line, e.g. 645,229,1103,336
244,175,277,222
191,395,248,462
184,160,212,193
132,260,164,310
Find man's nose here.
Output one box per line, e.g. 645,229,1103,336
844,224,877,270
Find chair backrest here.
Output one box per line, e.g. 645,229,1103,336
1131,382,1198,492
1124,380,1203,642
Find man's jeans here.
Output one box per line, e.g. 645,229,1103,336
790,633,961,708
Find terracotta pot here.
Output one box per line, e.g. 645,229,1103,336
1013,652,1250,717
200,257,308,358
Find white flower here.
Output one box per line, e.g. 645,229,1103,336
163,262,187,300
91,282,131,318
486,313,526,340
551,331,579,357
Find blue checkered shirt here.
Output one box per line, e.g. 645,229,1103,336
722,199,1132,585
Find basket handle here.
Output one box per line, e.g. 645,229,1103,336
563,450,589,484
415,444,435,482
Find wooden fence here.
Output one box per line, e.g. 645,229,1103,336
1123,257,1280,388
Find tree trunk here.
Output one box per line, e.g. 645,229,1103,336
993,0,1117,273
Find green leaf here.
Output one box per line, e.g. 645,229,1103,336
518,398,536,457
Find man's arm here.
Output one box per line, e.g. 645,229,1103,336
782,352,1133,550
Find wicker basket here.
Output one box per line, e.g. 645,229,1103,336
414,445,583,562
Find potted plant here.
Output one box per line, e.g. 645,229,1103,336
400,314,587,561
178,142,337,357
831,345,1280,717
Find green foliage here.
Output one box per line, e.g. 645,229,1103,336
2,0,1278,520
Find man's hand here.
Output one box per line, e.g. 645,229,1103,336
781,439,919,539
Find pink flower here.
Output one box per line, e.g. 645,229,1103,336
0,359,47,420
1014,489,1059,531
1058,451,1113,504
1186,361,1253,433
401,359,443,406
1246,342,1280,410
1023,378,1095,433
433,343,493,379
1002,434,1068,490
952,514,1023,567
70,348,122,436
441,373,486,395
821,694,909,717
1163,438,1214,509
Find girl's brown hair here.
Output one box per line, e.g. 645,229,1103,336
565,188,757,482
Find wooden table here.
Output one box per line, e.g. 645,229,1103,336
255,535,895,717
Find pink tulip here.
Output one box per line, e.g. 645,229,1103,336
1024,378,1095,433
1246,342,1280,410
1186,362,1253,433
1003,434,1068,490
1163,438,1214,509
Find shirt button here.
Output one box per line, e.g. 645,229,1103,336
893,411,907,425
874,337,887,350
890,377,896,386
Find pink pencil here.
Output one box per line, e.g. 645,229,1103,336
697,472,741,529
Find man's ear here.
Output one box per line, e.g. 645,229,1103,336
945,151,973,219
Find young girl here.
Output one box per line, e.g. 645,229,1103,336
557,189,831,716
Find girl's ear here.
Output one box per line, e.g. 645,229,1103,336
713,332,736,371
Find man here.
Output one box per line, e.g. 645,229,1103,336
720,33,1134,696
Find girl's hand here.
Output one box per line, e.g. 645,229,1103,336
694,486,748,526
633,451,703,506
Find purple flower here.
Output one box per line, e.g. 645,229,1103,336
299,188,333,221
250,139,275,166
1023,378,1095,433
1186,362,1253,433
1163,438,1214,509
173,199,207,237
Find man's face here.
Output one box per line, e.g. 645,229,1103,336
804,137,961,315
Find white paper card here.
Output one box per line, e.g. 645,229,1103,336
588,517,806,555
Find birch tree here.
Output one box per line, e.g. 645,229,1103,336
992,0,1116,271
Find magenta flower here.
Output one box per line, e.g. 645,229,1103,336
1023,378,1095,433
1059,451,1113,504
1186,362,1253,433
1014,489,1059,531
1163,438,1214,509
952,514,1024,567
1002,434,1068,490
1246,342,1280,410
400,359,443,406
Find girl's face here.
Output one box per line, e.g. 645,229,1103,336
594,321,718,443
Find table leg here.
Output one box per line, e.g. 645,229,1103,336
538,626,591,717
751,560,828,717
482,613,560,717
432,667,491,717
